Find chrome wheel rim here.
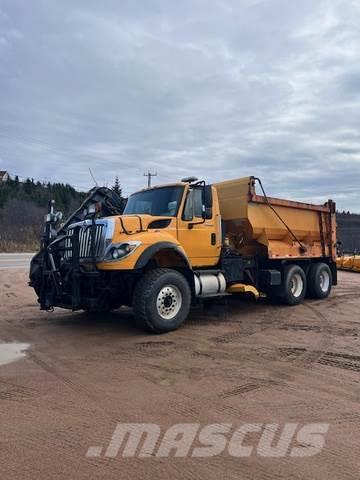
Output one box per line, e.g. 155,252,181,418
319,270,330,293
156,285,182,320
290,273,304,298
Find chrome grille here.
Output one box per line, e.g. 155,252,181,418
64,223,106,260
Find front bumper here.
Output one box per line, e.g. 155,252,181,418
29,242,139,312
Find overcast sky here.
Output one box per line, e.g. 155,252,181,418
0,0,359,210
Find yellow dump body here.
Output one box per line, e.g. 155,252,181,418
214,176,337,261
337,255,360,273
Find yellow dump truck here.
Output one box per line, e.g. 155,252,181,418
30,176,337,333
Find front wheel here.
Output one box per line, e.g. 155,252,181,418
133,268,191,333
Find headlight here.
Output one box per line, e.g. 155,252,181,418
104,241,141,262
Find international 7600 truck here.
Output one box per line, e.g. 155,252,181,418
30,176,337,333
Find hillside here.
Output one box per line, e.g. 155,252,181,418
0,178,88,252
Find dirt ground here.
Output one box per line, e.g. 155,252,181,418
0,269,359,479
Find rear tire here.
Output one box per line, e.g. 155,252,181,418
307,263,332,299
279,264,307,305
133,268,191,333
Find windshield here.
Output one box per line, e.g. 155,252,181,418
124,186,184,217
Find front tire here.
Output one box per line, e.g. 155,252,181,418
307,263,332,299
280,264,307,305
133,268,191,333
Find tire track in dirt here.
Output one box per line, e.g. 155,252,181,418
318,352,360,372
0,381,38,402
135,300,335,418
27,351,99,400
2,270,360,479
277,348,360,372
219,379,280,399
194,301,335,406
0,316,129,427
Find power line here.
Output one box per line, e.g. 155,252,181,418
143,171,157,188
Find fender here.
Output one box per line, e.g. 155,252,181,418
135,242,192,269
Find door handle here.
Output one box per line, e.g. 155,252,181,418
211,233,216,245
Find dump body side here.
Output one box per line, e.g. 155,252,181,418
215,176,336,261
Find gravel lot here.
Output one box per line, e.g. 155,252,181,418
0,269,359,479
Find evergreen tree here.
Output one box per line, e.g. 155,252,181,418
113,176,122,197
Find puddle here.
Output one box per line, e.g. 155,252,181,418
0,343,30,366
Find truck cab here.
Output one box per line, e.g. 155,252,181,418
96,179,222,271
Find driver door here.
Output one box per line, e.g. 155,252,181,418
177,186,221,267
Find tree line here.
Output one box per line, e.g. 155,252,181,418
0,176,87,212
0,176,126,252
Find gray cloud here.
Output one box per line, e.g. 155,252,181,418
0,0,359,209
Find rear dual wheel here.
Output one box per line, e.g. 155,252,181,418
279,262,332,305
280,265,307,305
307,263,332,299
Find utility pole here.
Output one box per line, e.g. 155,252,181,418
144,171,157,188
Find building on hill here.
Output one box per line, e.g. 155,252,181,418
0,171,10,182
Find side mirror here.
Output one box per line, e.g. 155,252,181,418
184,184,212,226
202,185,213,219
183,212,194,222
182,192,194,221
